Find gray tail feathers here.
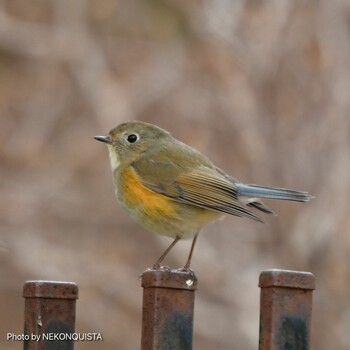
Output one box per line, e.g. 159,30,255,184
237,183,313,202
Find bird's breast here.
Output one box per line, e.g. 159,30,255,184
115,166,221,238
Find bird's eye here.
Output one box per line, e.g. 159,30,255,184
127,134,138,143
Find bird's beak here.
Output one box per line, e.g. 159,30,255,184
94,135,113,144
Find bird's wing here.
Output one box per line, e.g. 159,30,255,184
131,157,263,222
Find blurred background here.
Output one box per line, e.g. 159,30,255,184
1,0,350,349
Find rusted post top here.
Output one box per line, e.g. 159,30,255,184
23,280,78,350
23,281,79,299
141,269,197,350
141,269,197,290
259,269,315,290
259,269,315,350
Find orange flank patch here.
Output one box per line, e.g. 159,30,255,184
120,167,177,218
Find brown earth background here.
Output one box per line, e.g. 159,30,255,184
1,1,350,349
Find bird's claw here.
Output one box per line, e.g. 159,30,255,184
176,266,196,279
138,265,172,280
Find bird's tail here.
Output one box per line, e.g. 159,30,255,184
237,183,313,202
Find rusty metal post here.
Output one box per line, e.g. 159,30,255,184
141,269,197,350
259,269,315,350
23,280,78,350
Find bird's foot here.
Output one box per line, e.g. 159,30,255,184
138,265,172,280
152,264,171,272
176,266,196,279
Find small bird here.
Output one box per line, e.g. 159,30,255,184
95,121,312,270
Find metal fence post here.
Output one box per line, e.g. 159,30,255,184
141,269,197,350
259,269,315,350
23,280,78,350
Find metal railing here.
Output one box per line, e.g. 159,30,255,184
21,269,315,350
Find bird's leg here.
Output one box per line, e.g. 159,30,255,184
181,232,199,271
152,236,181,270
